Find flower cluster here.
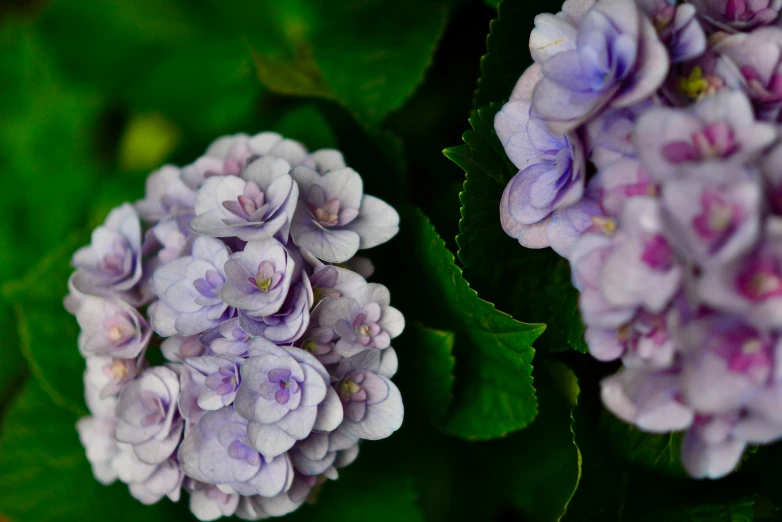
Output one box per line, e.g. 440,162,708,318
67,132,404,519
498,0,782,478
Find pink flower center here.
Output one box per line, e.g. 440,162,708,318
641,234,674,271
662,122,738,164
736,257,782,302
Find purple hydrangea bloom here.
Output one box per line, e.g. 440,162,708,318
112,441,159,487
83,373,119,419
289,432,336,476
329,353,404,442
495,100,587,228
585,310,676,368
234,339,341,458
234,475,317,519
661,169,762,265
220,238,296,318
317,283,405,357
70,128,406,513
189,157,298,242
180,133,269,191
201,318,253,357
585,104,645,168
85,354,144,399
238,278,314,344
689,0,782,33
600,197,682,313
71,204,143,297
547,196,605,258
601,366,694,432
679,316,778,414
76,416,120,485
290,166,399,263
161,335,206,363
638,0,707,63
715,27,782,121
186,479,240,522
634,91,776,180
680,414,746,479
335,346,400,380
497,0,782,482
595,158,656,215
135,165,196,223
295,326,341,366
115,366,183,465
530,0,669,133
174,363,207,428
151,236,233,336
142,214,194,267
569,232,636,329
76,294,151,359
185,355,244,410
128,456,184,505
699,218,782,328
178,406,294,497
309,265,367,306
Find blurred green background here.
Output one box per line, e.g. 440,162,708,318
0,1,780,521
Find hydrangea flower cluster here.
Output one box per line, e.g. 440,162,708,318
66,132,404,520
498,0,782,479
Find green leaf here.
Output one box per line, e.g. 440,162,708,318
630,500,755,522
562,403,758,522
0,301,25,420
561,403,625,522
38,1,260,138
402,323,456,422
397,358,581,522
472,0,561,111
600,410,686,477
445,104,587,353
127,40,260,140
274,104,337,151
248,0,450,124
399,207,545,439
3,235,89,415
284,457,424,522
499,360,582,521
0,20,102,283
0,380,185,522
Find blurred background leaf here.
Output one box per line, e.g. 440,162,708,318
395,207,544,440
246,0,450,125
